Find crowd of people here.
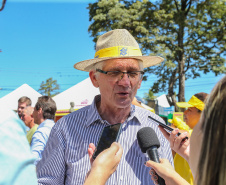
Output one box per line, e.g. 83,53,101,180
0,29,225,185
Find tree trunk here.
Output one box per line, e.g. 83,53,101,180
177,5,186,103
178,55,185,102
168,69,179,111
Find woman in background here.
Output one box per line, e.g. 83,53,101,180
146,76,226,185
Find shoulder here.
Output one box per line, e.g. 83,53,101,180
53,105,91,131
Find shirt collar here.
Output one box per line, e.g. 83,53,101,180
85,95,103,127
85,95,143,127
38,119,55,128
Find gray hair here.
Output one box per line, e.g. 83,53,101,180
23,106,34,116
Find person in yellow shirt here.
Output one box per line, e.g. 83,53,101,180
21,106,38,144
172,92,208,185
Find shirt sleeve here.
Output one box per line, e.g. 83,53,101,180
36,125,66,185
0,110,37,185
31,128,49,165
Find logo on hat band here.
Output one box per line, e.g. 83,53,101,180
94,46,142,59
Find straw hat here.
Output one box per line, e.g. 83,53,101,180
74,29,164,71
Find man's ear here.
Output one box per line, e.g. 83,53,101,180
137,79,142,89
89,71,99,88
38,107,43,115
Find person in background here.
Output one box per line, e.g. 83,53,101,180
69,101,75,113
177,92,208,130
31,96,57,165
21,106,38,145
17,96,32,119
146,76,226,185
37,29,173,185
170,92,208,184
0,107,37,185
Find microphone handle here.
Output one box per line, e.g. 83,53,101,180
147,147,166,185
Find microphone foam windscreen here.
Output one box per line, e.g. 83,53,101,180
137,127,160,153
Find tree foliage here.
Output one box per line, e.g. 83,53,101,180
144,89,157,101
87,0,226,109
38,77,60,97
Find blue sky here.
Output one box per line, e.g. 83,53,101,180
0,0,224,101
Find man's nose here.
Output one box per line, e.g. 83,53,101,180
118,73,130,86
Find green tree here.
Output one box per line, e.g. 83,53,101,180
88,0,226,109
38,77,60,97
144,89,157,101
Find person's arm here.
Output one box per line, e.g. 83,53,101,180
84,142,123,185
0,110,37,185
159,126,190,162
145,159,189,185
30,131,45,164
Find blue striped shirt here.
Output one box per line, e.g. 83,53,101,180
37,95,173,185
31,119,55,165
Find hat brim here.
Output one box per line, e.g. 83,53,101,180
74,56,164,72
176,102,194,108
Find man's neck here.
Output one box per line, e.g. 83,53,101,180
29,120,36,129
97,101,131,125
38,118,45,125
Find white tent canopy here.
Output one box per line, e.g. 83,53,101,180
156,94,170,107
53,78,100,110
0,84,42,111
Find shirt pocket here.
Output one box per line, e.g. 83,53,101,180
65,140,90,184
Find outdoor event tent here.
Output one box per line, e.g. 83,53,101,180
53,78,100,110
0,84,42,111
156,94,171,107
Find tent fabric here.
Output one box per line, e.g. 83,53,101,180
156,94,170,107
53,78,100,110
0,84,42,111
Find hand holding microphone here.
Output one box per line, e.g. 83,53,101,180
137,127,166,185
137,127,189,185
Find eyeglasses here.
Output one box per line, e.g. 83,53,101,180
96,69,144,82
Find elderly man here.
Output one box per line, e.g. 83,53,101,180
37,29,173,185
21,106,38,144
17,96,31,119
31,96,57,165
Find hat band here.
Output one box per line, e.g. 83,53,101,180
188,95,205,111
94,46,142,59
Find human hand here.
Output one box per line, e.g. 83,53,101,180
159,126,190,162
87,143,95,165
84,142,123,185
145,159,189,185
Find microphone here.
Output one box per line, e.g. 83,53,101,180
137,127,166,185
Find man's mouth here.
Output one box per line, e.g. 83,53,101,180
117,92,129,96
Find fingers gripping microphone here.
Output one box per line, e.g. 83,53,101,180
137,127,166,185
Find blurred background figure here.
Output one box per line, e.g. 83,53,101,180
21,106,38,145
31,96,57,165
69,101,75,113
169,92,208,185
17,96,32,119
0,107,37,185
146,76,226,185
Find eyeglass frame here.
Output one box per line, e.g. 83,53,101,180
96,69,145,81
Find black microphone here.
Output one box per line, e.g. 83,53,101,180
137,127,166,185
